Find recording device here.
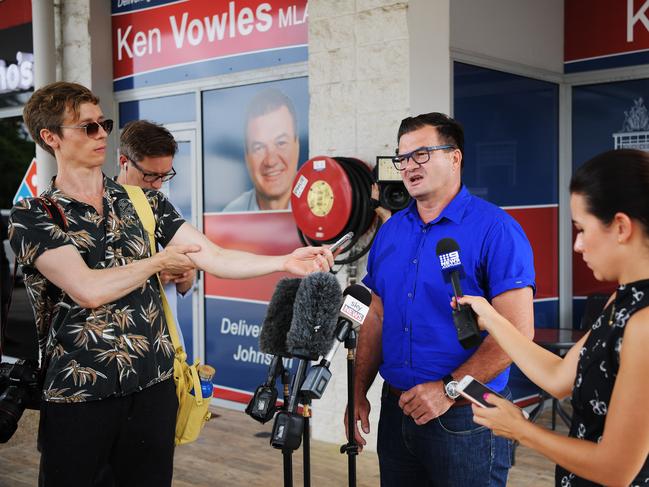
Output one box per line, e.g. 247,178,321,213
328,231,354,254
435,238,482,349
456,375,529,419
246,278,301,424
374,156,410,213
0,360,40,443
271,273,342,450
301,284,372,399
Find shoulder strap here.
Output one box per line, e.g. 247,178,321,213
122,185,184,356
123,185,155,246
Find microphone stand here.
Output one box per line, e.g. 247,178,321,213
281,364,293,487
340,328,358,487
302,398,311,487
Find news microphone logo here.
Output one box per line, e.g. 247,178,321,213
438,250,461,271
339,293,370,326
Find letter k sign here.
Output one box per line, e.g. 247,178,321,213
628,0,649,42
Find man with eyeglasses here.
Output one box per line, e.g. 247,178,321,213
348,112,535,486
9,82,333,487
116,120,194,352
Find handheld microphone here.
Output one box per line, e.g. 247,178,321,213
301,284,372,399
246,278,301,424
271,272,341,450
436,238,482,349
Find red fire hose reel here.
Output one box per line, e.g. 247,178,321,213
291,156,378,263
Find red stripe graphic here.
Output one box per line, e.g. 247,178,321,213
0,0,31,30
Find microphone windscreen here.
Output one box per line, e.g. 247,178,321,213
435,237,459,256
287,272,342,360
436,237,462,273
260,277,301,356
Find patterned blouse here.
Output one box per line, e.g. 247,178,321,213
8,176,184,403
556,279,649,486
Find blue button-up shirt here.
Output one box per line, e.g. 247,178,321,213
362,186,535,392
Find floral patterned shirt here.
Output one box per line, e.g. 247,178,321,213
556,280,649,486
8,176,185,403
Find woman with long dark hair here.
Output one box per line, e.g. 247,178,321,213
457,149,649,486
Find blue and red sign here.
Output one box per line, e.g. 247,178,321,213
565,0,649,72
13,157,37,205
111,0,308,90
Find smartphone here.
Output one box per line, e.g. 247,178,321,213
456,375,530,418
328,232,354,254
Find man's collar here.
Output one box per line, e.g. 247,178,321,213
406,185,471,225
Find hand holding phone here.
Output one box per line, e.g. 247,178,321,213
456,375,529,419
328,232,354,255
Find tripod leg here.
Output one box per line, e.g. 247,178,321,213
347,346,357,487
283,450,293,487
303,414,310,487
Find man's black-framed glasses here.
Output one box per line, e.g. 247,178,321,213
60,119,114,137
128,158,177,183
391,144,456,171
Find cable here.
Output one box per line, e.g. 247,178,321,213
296,157,378,266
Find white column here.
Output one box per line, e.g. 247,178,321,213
32,0,57,192
408,0,451,115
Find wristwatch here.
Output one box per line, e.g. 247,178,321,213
443,374,460,400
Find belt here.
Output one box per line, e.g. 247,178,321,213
387,384,472,408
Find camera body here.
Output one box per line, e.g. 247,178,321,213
374,156,411,213
0,360,41,443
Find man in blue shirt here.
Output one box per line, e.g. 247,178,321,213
351,112,535,486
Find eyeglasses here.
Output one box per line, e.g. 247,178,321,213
60,119,114,137
128,158,177,183
391,144,456,171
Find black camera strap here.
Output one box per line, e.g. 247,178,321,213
1,197,68,362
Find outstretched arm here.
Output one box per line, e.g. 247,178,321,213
473,307,649,485
168,222,333,279
35,244,198,309
458,294,590,399
400,286,534,425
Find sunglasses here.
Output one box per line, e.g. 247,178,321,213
60,119,114,137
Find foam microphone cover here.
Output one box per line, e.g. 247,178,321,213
436,237,459,256
287,272,342,360
259,277,301,357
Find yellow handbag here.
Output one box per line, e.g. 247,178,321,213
124,184,212,445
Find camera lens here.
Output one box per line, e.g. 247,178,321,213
380,182,410,212
0,387,27,443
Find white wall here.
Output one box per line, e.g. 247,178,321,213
451,0,564,74
308,0,415,450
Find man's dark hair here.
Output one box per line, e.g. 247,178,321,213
397,112,465,168
244,88,298,150
570,149,649,235
23,82,100,156
120,120,178,163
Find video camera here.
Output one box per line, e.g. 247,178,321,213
374,156,410,213
0,360,41,443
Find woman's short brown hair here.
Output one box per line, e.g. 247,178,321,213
23,82,100,156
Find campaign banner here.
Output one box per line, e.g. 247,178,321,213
205,297,299,402
0,0,33,108
0,0,31,30
565,0,649,72
112,0,308,90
